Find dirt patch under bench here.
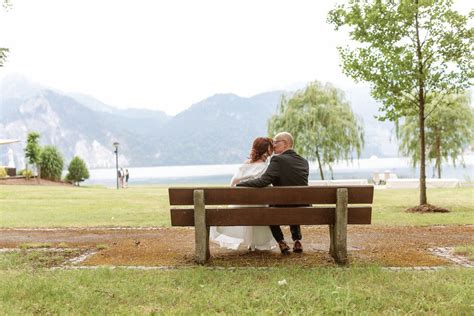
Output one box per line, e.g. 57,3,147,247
0,225,472,267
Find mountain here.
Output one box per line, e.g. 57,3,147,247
0,75,398,169
153,92,283,165
0,76,169,168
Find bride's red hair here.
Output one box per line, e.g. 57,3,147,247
250,137,274,162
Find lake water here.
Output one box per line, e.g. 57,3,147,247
84,155,474,186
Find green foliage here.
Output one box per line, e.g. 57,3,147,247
268,81,364,179
66,156,90,185
1,1,12,67
0,167,7,178
0,48,8,68
328,0,473,205
39,146,64,181
397,92,474,177
24,132,42,177
19,169,33,178
2,0,12,9
328,0,473,121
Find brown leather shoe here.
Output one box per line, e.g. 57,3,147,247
293,240,303,253
278,241,290,255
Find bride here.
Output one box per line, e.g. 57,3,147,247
210,137,277,251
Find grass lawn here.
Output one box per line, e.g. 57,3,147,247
0,185,473,227
1,185,473,314
0,185,169,227
372,186,474,226
454,245,474,261
0,251,473,314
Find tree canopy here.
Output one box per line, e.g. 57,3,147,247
268,81,364,180
397,92,474,178
0,48,8,68
1,0,12,67
66,156,90,186
328,0,473,206
39,146,64,181
24,132,42,179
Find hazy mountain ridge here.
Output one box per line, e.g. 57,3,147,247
0,75,398,169
153,92,284,165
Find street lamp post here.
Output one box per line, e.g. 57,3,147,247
113,142,119,190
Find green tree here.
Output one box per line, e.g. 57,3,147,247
397,92,474,178
268,81,364,180
39,146,64,181
0,48,7,68
24,132,42,181
328,0,473,207
66,156,90,186
1,0,12,67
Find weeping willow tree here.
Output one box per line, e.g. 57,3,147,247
268,81,364,180
397,92,474,178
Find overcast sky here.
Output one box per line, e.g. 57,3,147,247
0,0,472,115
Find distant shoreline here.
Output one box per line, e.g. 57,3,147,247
83,155,474,186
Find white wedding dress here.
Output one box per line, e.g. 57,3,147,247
209,161,277,251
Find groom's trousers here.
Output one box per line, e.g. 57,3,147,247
270,225,302,242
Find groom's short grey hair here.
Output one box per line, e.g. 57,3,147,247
275,132,294,148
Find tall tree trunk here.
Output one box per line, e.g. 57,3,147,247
415,2,427,205
436,160,441,179
37,164,41,184
419,107,427,204
435,133,442,179
315,148,324,180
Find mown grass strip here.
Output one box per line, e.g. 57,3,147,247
454,245,474,261
0,265,472,314
0,185,473,227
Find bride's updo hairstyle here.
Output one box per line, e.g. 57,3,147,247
250,137,274,162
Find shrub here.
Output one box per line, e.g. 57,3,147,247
39,145,64,181
66,156,89,186
0,167,7,178
19,169,33,178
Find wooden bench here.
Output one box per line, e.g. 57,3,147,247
169,185,374,265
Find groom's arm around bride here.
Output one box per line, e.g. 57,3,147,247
237,132,309,255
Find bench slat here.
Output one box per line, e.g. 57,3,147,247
169,186,374,205
170,206,372,226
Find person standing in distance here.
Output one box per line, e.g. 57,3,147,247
236,132,309,255
125,169,129,188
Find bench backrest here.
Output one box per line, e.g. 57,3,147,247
169,185,374,226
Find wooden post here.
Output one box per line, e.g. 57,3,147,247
334,188,348,265
329,224,335,258
194,189,210,264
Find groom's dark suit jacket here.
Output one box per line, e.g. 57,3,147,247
236,149,309,188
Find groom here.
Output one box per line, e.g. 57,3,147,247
237,132,309,255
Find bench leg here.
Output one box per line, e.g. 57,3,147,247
194,190,210,264
329,224,335,258
333,188,348,265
